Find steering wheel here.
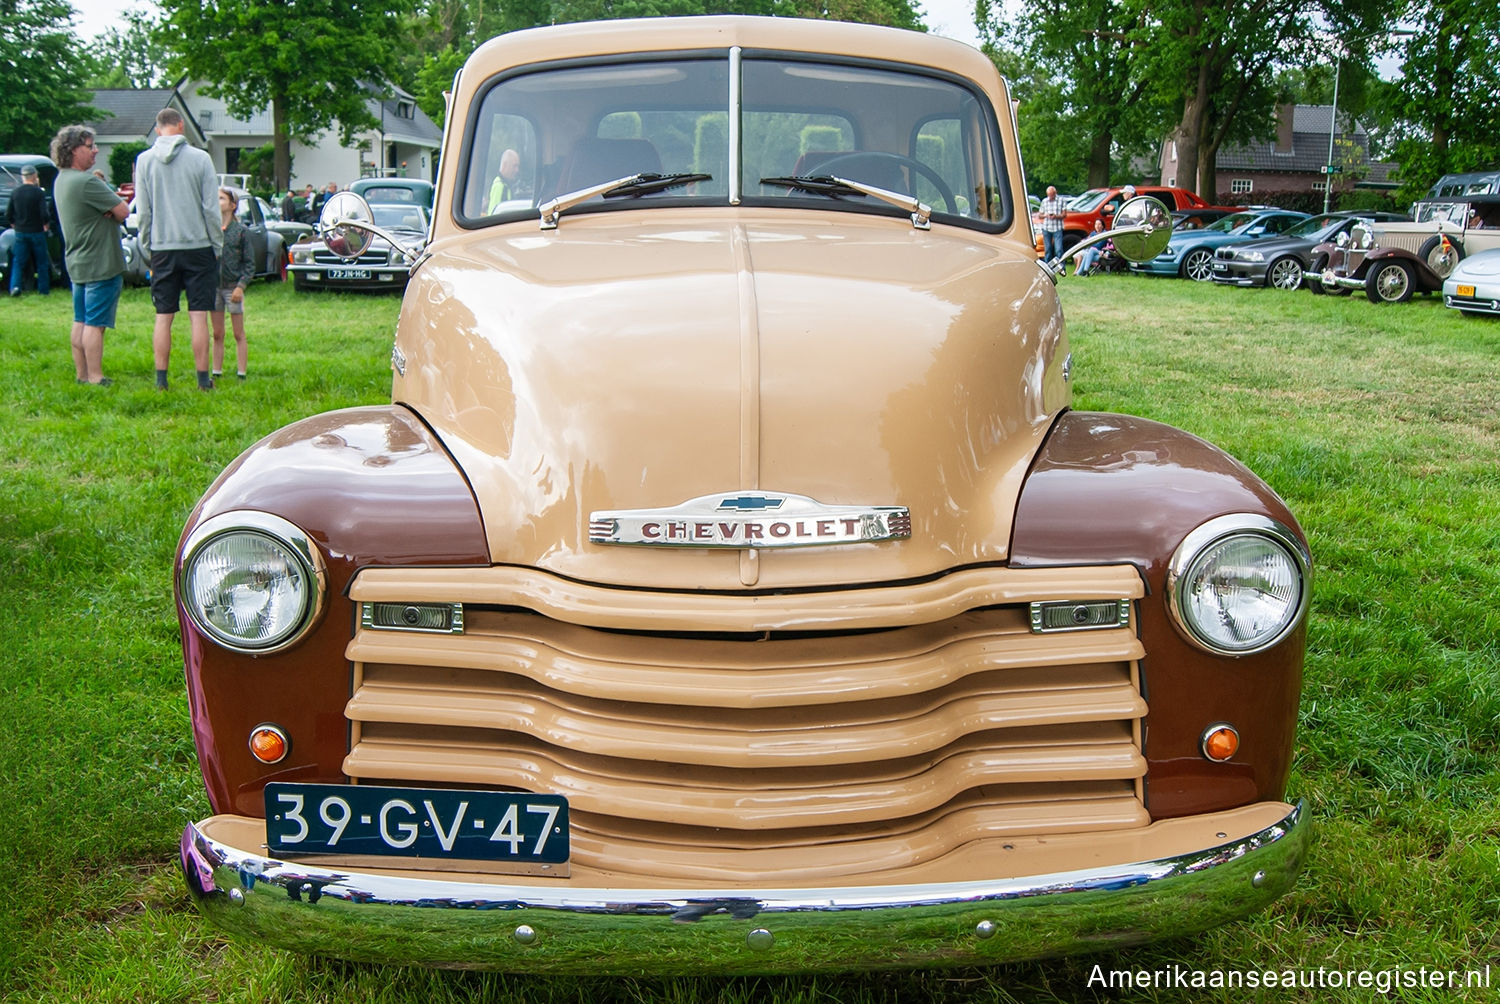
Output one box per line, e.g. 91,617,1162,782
814,152,958,215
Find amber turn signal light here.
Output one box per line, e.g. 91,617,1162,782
1201,724,1240,762
249,724,290,764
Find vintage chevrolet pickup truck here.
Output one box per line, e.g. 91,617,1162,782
176,15,1311,973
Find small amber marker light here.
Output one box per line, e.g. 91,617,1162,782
249,725,290,764
1201,724,1240,762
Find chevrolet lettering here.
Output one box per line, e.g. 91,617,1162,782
176,16,1312,975
590,493,911,548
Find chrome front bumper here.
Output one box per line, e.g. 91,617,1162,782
1317,269,1365,290
180,801,1308,974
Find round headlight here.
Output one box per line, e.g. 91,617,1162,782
180,513,326,653
1166,514,1310,656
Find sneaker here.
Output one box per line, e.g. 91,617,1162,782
89,377,113,387
236,373,246,381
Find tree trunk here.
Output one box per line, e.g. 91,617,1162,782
272,95,291,192
1086,130,1112,188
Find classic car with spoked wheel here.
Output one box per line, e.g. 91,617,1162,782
1131,209,1308,281
175,16,1311,974
288,203,429,291
1311,197,1500,302
1211,211,1409,290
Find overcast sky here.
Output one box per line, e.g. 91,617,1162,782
70,0,987,49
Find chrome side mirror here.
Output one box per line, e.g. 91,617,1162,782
318,192,374,260
1109,197,1173,262
1045,195,1173,281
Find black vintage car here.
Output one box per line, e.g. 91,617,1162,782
1211,211,1410,291
0,154,67,290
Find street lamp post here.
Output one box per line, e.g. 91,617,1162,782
1323,60,1342,214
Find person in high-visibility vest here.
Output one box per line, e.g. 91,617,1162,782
487,149,521,214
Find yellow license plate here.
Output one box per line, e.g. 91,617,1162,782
1456,284,1475,297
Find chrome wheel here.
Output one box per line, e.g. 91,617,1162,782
1267,257,1303,290
1182,248,1214,282
1366,261,1415,303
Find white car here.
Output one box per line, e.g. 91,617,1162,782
1443,246,1500,316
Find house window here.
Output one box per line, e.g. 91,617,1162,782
1311,180,1328,192
1165,176,1175,187
1170,142,1177,162
1230,179,1253,194
200,109,213,127
398,101,415,120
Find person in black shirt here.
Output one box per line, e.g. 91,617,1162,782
7,164,52,296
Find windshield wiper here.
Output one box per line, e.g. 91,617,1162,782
760,175,932,230
603,173,712,199
540,172,712,230
760,175,861,199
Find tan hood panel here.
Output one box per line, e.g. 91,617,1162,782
394,209,1066,589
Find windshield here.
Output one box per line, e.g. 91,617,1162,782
1284,214,1343,238
1069,189,1109,212
461,53,1008,230
370,204,429,232
1206,212,1254,233
1412,201,1469,225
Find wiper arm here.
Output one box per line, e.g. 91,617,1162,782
603,172,712,199
760,175,931,230
540,172,712,230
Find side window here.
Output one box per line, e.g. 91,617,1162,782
236,197,256,226
470,112,537,217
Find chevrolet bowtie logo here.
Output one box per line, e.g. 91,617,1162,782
717,495,785,511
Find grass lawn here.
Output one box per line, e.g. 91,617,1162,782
2,275,1497,1002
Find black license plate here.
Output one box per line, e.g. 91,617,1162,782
265,782,569,863
328,268,371,280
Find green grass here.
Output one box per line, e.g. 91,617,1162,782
3,275,1499,1002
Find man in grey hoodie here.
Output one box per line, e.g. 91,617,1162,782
135,108,222,390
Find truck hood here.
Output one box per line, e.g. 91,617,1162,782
393,210,1066,590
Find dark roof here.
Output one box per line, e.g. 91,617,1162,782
366,83,441,148
84,88,207,145
86,89,177,138
1212,103,1396,182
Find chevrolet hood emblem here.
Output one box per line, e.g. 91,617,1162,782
590,492,910,549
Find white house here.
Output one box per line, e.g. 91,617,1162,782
86,79,442,191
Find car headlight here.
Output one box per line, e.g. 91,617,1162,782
1240,250,1264,262
179,512,326,653
1166,514,1310,656
292,247,313,264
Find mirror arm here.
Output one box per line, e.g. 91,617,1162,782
1040,222,1157,283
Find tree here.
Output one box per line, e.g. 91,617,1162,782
85,8,172,89
1384,0,1500,202
0,0,100,152
984,0,1158,190
1135,0,1330,197
156,0,420,191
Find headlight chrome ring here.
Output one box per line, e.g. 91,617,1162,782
179,511,327,654
1166,514,1311,657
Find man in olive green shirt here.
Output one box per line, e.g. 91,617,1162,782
50,125,128,386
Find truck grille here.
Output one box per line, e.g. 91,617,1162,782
343,566,1148,883
312,248,388,266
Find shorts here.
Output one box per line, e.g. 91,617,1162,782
213,286,245,314
71,275,124,329
150,247,218,314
